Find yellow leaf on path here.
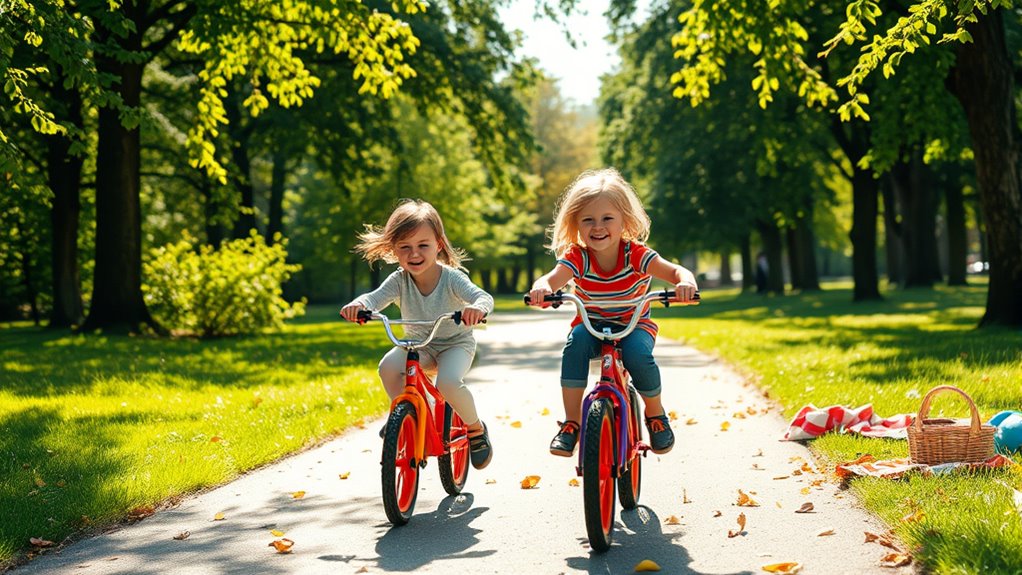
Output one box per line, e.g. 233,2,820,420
668,411,678,421
339,472,350,480
795,502,814,514
733,412,747,419
727,512,747,538
713,510,722,517
737,489,760,507
213,512,225,521
775,502,783,509
762,562,802,573
568,478,579,487
356,567,369,574
172,531,190,540
818,529,835,536
799,487,811,495
879,552,912,567
268,539,294,554
520,475,540,489
721,421,731,431
291,491,306,499
510,421,522,428
864,531,902,551
270,530,285,537
773,476,790,480
485,478,497,484
29,537,54,547
634,559,661,572
685,418,698,425
541,408,550,416
664,515,681,525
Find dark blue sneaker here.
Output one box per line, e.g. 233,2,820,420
645,414,675,454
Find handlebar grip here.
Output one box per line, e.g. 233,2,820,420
355,310,374,323
452,311,488,325
524,291,564,308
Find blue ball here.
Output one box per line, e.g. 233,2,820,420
989,410,1022,454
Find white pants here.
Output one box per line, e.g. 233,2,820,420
378,346,479,425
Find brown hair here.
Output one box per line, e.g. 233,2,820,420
354,199,466,268
548,168,651,256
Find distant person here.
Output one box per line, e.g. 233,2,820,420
755,251,769,294
340,199,495,469
526,168,698,456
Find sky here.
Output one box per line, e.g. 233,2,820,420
497,1,622,107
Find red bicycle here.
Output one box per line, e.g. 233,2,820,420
525,289,698,551
355,310,474,525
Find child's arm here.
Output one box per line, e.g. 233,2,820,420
340,270,402,322
450,270,493,327
526,264,574,305
647,256,699,302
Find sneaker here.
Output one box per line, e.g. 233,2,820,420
645,414,675,454
469,421,493,469
549,420,580,457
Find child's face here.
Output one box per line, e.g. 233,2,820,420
577,195,623,253
394,224,441,275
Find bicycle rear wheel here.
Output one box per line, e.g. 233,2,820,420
381,401,419,525
583,398,616,552
439,404,470,495
618,385,642,509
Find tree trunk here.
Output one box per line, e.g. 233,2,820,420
797,214,820,291
349,256,358,302
266,151,286,244
202,178,225,247
850,166,882,301
47,77,85,328
756,220,785,294
227,93,257,239
719,249,734,286
891,155,942,287
786,228,804,291
881,176,904,286
949,9,1022,326
81,22,159,333
946,182,968,286
479,269,493,294
740,234,754,293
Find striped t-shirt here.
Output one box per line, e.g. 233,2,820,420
556,241,660,338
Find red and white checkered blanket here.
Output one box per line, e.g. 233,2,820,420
782,404,914,441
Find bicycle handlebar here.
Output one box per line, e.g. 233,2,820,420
524,289,699,341
352,310,485,349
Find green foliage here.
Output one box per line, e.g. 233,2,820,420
143,232,305,337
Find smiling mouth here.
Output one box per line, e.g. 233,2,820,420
407,260,424,266
590,234,609,241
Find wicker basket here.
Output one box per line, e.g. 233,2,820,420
907,385,995,465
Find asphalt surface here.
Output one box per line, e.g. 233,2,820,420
14,309,915,575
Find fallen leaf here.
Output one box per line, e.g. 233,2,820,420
510,421,522,428
634,559,661,572
879,552,912,567
753,448,764,457
685,418,698,425
210,436,222,443
901,508,925,523
773,476,790,480
668,410,678,421
268,539,294,554
800,462,815,474
818,529,835,537
485,478,497,484
664,515,682,525
520,475,541,489
727,513,747,538
683,489,691,504
355,568,369,574
733,412,747,419
713,510,722,517
291,491,305,499
172,531,190,540
339,472,350,480
721,421,731,432
213,512,226,521
799,487,810,495
751,463,763,470
29,537,54,547
56,480,66,488
270,529,285,537
568,478,580,487
737,489,760,507
775,502,783,509
128,505,155,520
795,502,814,514
864,531,901,551
540,408,550,416
747,407,758,415
34,477,46,488
762,561,802,574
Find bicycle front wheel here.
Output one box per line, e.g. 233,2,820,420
618,385,642,510
583,398,616,552
439,404,470,495
381,401,419,525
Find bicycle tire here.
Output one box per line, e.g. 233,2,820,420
618,385,642,509
439,404,470,495
583,398,616,552
381,401,419,525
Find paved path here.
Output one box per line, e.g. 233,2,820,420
15,310,913,574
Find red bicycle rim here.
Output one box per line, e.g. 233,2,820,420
599,414,614,533
396,414,418,512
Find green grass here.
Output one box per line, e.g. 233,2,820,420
0,306,390,565
656,280,1022,574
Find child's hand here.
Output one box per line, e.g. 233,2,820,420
340,303,365,323
673,280,698,303
526,286,552,307
461,306,485,326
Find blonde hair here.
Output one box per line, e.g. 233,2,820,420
354,199,466,268
548,168,651,256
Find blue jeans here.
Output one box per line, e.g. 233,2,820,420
560,323,662,397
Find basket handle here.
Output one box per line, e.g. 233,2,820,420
912,385,982,434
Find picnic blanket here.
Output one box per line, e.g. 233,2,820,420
783,404,914,441
836,453,1016,479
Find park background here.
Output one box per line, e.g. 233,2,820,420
2,0,1021,572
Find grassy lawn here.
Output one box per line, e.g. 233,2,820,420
0,306,390,566
655,280,1022,574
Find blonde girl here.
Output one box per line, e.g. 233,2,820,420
341,199,494,469
527,168,698,456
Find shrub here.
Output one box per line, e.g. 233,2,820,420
143,232,305,337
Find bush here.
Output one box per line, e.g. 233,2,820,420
143,232,305,337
